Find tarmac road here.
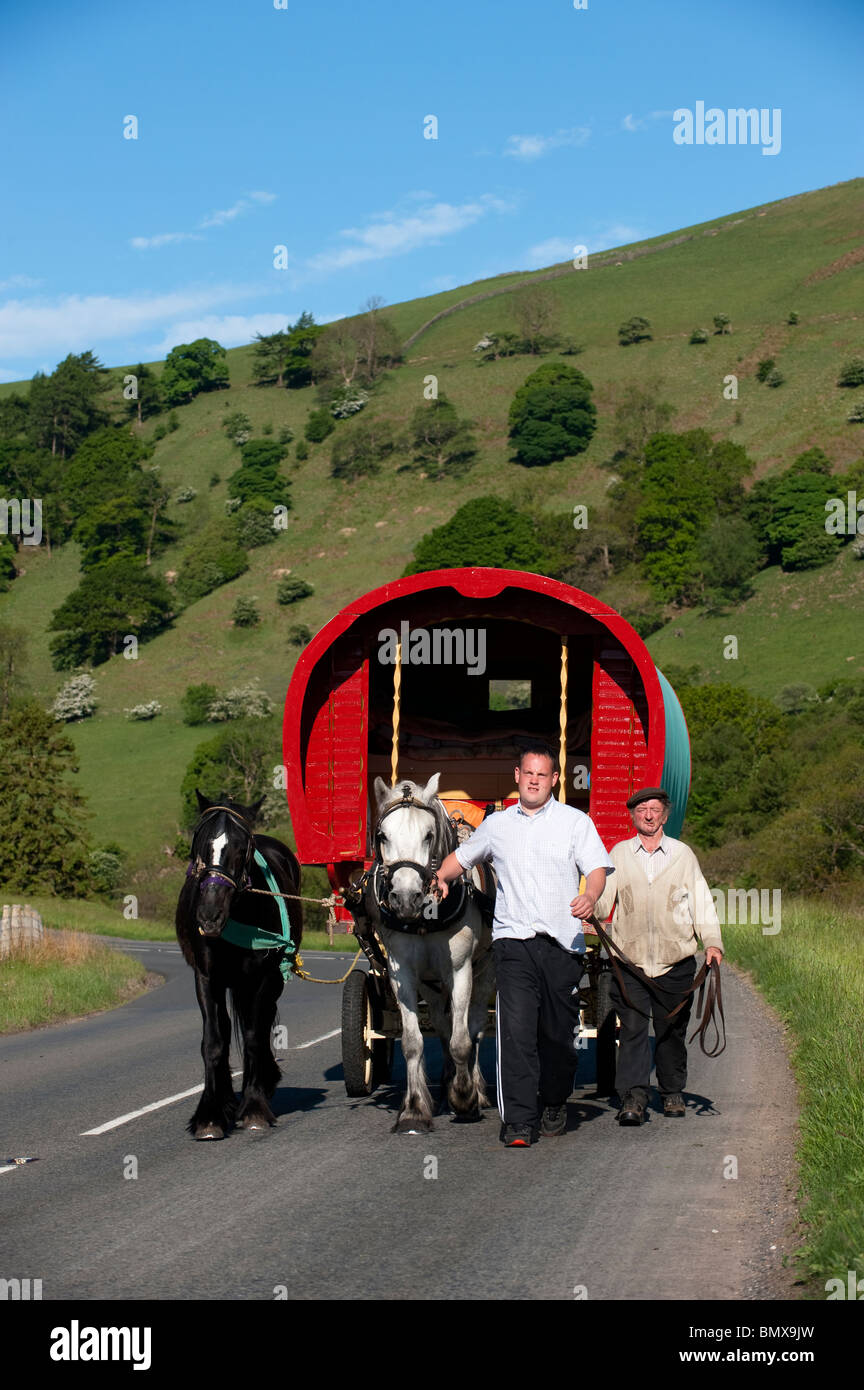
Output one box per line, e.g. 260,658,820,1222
0,938,799,1302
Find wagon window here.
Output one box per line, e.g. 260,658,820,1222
489,679,532,711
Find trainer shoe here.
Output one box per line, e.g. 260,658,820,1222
663,1092,686,1116
539,1104,568,1137
503,1124,533,1147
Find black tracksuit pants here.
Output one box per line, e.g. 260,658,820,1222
493,934,585,1127
609,956,696,1105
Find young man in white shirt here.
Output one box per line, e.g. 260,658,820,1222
432,745,613,1146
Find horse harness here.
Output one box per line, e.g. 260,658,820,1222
186,805,297,979
344,789,479,935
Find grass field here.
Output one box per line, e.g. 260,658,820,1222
0,176,862,931
0,931,149,1033
724,899,864,1293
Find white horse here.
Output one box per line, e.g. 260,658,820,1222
370,774,494,1133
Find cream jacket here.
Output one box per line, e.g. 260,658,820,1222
593,835,723,978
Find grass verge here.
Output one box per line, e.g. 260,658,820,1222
724,898,864,1292
0,931,150,1033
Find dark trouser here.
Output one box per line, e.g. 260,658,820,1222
493,935,585,1127
609,955,696,1105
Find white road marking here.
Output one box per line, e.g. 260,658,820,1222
293,1028,340,1050
80,1027,342,1134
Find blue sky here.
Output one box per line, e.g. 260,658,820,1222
0,0,860,381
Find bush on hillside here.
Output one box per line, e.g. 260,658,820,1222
124,701,162,720
406,396,477,479
689,328,709,345
618,316,652,346
51,673,98,722
713,314,731,335
206,680,273,722
305,408,334,443
235,498,279,548
181,683,218,726
508,363,596,467
330,417,395,481
232,597,260,628
405,497,542,575
277,576,314,605
287,623,312,647
837,358,864,388
175,519,249,605
756,359,775,382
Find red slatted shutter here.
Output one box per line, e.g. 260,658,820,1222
590,644,650,847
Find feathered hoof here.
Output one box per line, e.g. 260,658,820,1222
239,1112,273,1131
393,1115,434,1134
194,1122,225,1141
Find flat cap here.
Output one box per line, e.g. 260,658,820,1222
626,786,671,810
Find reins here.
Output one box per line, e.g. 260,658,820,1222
589,914,726,1058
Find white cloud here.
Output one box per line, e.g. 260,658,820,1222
0,275,42,292
0,284,261,359
131,191,278,248
146,313,294,355
525,237,575,267
503,127,590,160
594,222,645,249
621,114,644,132
130,232,203,250
305,195,515,275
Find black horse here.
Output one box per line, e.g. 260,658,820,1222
175,790,303,1140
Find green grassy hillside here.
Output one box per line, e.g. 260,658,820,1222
1,177,862,903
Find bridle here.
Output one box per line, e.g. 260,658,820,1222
186,805,256,894
370,788,467,933
375,792,441,894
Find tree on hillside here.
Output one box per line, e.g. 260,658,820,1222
61,427,155,522
180,718,282,829
226,437,291,509
0,699,91,895
357,296,402,383
330,416,395,481
281,312,324,388
609,381,675,466
618,316,652,346
174,517,249,606
407,395,478,479
160,338,229,406
27,352,112,458
508,362,596,467
0,440,73,554
0,622,29,716
746,470,842,571
0,392,30,442
698,515,761,607
404,497,543,575
837,358,864,389
512,285,561,354
251,330,292,387
48,557,174,668
123,363,163,426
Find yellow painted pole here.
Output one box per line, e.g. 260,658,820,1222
390,640,402,787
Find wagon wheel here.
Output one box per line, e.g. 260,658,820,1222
342,969,381,1097
594,968,619,1097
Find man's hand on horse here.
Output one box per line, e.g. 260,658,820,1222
431,875,448,901
569,892,597,921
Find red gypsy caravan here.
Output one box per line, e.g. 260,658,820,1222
283,567,691,1097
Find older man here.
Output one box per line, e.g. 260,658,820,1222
592,787,723,1126
432,744,613,1147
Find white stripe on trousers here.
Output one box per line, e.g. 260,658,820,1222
495,990,505,1119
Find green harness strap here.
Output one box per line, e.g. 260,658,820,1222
222,849,297,983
